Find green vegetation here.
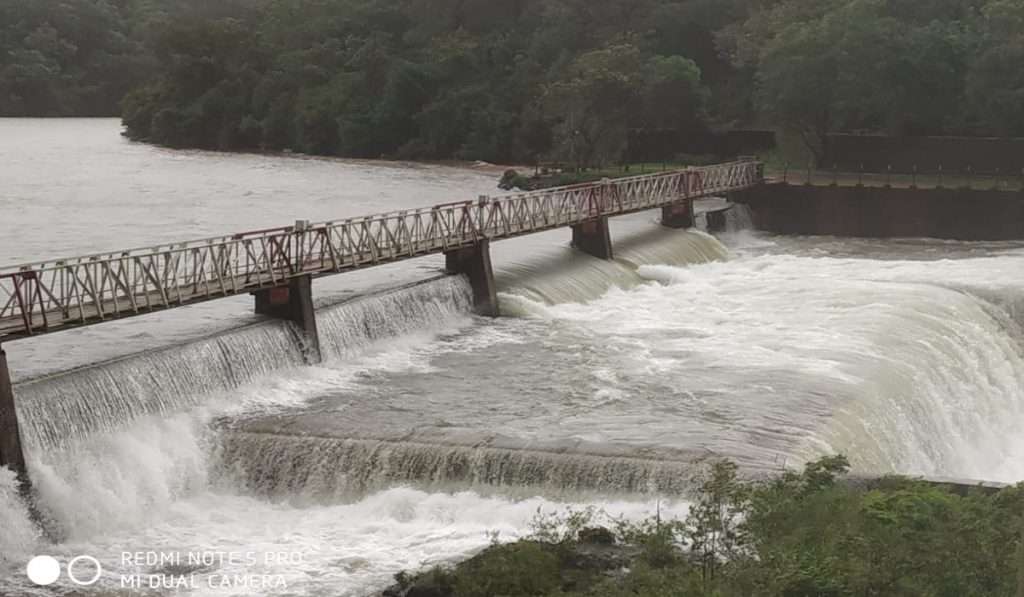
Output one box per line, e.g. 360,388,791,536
118,0,722,164
5,0,1024,165
388,457,1024,597
0,0,254,116
718,0,1024,163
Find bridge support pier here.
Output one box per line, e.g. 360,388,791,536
0,347,32,507
661,199,694,229
445,240,499,317
254,276,321,363
571,216,613,260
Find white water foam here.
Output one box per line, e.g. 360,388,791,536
1,482,685,597
0,468,40,559
497,228,727,314
604,255,1024,479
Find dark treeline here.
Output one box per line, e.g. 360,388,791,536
0,0,256,116
119,0,741,165
5,0,1024,165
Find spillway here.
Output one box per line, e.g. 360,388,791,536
3,223,1024,596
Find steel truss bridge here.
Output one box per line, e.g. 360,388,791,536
0,159,762,341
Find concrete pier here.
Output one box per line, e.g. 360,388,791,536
254,276,321,363
0,347,31,503
445,240,499,316
571,216,614,260
661,200,694,229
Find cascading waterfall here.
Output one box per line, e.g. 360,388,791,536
637,257,1024,480
29,410,215,540
0,467,40,557
316,276,473,360
13,321,306,450
215,431,702,500
718,203,754,232
614,227,729,268
497,228,727,311
823,286,1024,477
6,277,478,527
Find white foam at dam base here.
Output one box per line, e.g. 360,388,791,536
0,468,40,557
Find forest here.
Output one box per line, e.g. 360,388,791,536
3,0,1024,166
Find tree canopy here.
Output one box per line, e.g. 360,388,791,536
117,0,732,166
4,0,1024,164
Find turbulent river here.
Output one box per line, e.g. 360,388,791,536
1,119,1023,596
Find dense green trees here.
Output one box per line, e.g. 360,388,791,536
118,0,727,165
967,0,1024,137
6,0,1024,164
0,0,260,117
720,0,1024,160
0,0,152,116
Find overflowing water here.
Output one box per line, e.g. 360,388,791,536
15,322,306,450
218,431,698,499
494,226,728,309
316,277,474,360
1,120,1024,596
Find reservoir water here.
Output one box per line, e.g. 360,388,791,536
2,119,1023,596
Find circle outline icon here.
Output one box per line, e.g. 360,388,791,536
67,555,103,586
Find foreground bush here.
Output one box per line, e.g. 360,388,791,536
387,456,1024,597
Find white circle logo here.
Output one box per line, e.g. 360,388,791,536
68,555,102,586
26,555,61,586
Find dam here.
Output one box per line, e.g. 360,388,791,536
0,157,761,500
1,120,1024,596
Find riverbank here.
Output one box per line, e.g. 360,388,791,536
381,457,1024,597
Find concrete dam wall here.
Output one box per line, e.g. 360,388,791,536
732,183,1024,240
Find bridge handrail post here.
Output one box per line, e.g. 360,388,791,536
476,196,489,241
600,178,612,215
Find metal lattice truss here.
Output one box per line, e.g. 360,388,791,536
0,160,761,339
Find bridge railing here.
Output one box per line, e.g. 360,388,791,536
0,159,761,337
